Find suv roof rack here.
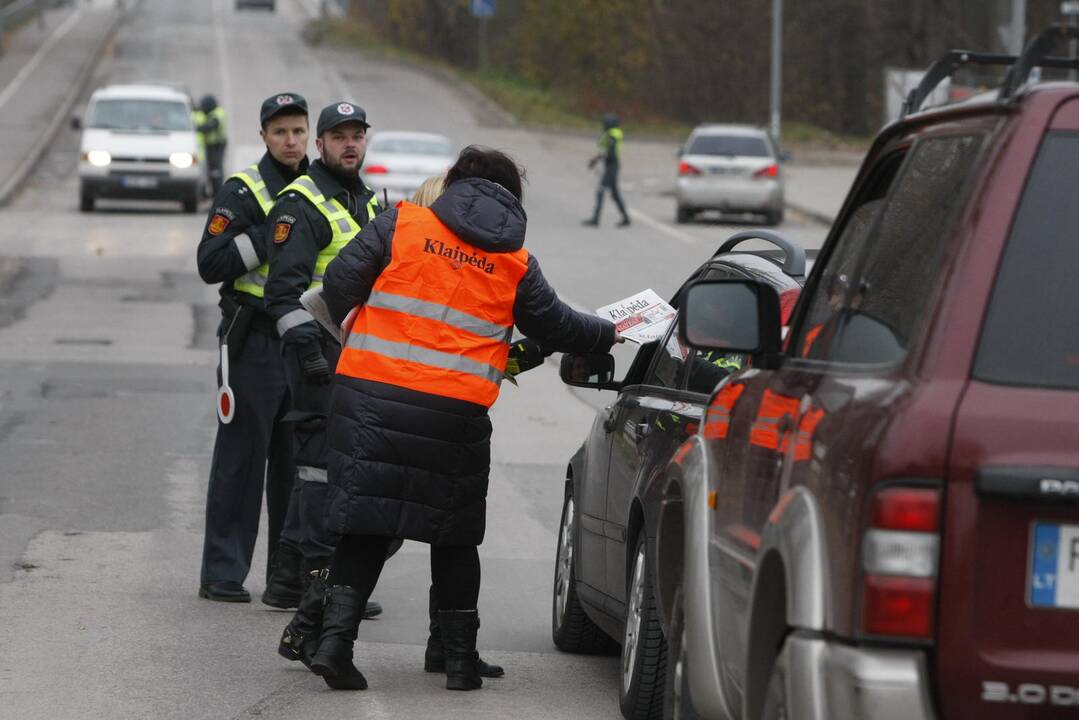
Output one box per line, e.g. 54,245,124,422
900,24,1079,119
714,230,806,277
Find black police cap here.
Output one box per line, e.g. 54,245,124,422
260,92,308,125
317,101,370,136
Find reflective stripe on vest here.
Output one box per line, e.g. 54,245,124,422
336,202,529,407
231,165,273,298
281,175,380,290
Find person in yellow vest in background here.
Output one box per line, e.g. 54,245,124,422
266,102,385,669
196,93,310,604
194,94,228,196
582,113,630,228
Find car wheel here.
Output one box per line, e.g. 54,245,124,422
765,208,784,226
663,587,701,720
79,187,94,213
552,483,618,654
619,532,667,720
761,642,789,720
182,193,199,214
675,206,693,224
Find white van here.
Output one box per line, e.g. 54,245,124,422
75,84,204,213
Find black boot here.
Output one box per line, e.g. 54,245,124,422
309,585,369,690
439,609,483,691
263,543,303,609
425,587,504,678
277,567,326,667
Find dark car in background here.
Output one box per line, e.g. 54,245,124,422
551,231,806,720
655,26,1079,720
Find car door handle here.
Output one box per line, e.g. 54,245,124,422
602,406,617,433
636,422,652,438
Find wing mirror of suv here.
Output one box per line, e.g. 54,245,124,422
778,150,792,163
71,116,82,131
678,280,783,368
559,353,617,389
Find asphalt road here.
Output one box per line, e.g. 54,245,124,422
0,1,829,718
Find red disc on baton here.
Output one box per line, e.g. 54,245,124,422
217,385,235,424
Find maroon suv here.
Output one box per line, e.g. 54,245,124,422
654,28,1079,720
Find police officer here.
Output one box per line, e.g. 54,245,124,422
267,102,383,663
197,93,311,603
583,113,630,228
195,94,228,196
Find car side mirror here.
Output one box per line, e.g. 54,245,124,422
71,116,81,131
678,280,783,368
559,353,616,389
779,150,792,163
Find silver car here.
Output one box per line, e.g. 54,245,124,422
674,124,785,226
363,131,456,205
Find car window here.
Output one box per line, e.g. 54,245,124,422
368,137,453,156
688,135,770,157
974,131,1079,390
793,135,985,365
87,99,191,133
647,317,688,390
685,266,748,394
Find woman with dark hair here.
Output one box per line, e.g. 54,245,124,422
307,146,618,692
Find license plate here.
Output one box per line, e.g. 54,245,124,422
1029,522,1079,609
121,176,158,189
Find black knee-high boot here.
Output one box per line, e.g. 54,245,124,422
439,609,483,691
425,587,504,678
277,566,326,667
309,585,369,690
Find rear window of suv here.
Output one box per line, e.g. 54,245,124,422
687,135,770,157
974,131,1079,390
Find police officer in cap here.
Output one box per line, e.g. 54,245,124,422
266,101,384,663
197,93,311,604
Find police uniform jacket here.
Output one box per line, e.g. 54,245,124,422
196,152,308,311
265,159,379,346
320,177,616,546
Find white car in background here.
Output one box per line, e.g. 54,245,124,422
674,124,786,226
75,84,203,213
363,131,455,205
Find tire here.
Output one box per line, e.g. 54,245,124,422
552,483,618,654
619,532,667,720
663,588,702,720
765,208,784,226
79,187,94,213
182,193,199,214
675,206,693,224
761,642,789,720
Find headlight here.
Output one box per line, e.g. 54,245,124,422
169,152,194,169
86,150,111,167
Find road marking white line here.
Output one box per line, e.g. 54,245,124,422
213,0,235,169
628,207,697,245
0,7,84,112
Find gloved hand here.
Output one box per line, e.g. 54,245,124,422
587,156,599,170
298,340,331,385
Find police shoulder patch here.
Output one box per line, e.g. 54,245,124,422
208,214,230,236
273,220,293,244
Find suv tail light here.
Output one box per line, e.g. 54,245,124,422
678,161,701,176
862,486,940,639
753,164,779,179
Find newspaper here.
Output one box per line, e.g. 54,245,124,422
597,289,676,344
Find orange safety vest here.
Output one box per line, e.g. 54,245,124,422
336,202,530,407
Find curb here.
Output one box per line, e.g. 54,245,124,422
0,6,125,208
784,200,835,228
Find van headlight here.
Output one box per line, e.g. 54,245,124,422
169,152,195,169
85,150,111,167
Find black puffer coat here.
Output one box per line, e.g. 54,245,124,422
321,178,616,546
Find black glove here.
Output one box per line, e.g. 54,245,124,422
505,338,550,377
298,341,331,385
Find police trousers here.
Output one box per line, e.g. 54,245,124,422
200,319,295,586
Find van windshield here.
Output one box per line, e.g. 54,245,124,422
687,135,770,157
87,99,191,133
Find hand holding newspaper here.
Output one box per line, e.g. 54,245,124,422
596,289,676,344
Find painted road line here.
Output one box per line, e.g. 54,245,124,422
628,207,697,245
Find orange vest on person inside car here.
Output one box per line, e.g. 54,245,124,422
336,202,530,407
